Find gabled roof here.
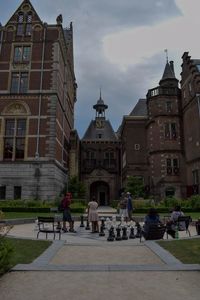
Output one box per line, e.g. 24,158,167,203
5,0,42,27
82,120,118,141
130,99,147,116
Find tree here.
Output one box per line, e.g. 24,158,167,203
125,176,145,198
65,176,86,199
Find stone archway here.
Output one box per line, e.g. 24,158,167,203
90,181,110,206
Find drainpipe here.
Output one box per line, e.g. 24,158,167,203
35,25,46,159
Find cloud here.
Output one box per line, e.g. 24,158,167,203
0,0,192,138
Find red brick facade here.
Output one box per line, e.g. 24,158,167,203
0,0,77,200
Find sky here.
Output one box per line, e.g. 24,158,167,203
0,0,200,137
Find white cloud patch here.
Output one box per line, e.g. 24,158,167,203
102,0,200,72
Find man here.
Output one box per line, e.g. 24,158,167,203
127,192,134,221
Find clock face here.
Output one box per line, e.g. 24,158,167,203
96,120,103,128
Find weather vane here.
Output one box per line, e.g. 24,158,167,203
164,49,168,62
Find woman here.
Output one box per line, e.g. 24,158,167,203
143,208,161,236
88,197,99,233
166,205,185,238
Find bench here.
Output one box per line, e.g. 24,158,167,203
36,217,61,240
140,224,166,242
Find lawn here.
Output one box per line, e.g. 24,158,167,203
4,237,52,267
158,238,200,264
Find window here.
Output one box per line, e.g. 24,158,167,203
11,72,28,93
196,65,200,72
14,46,31,63
192,170,199,185
14,186,21,200
166,101,172,113
104,151,115,168
4,119,26,160
166,158,179,175
134,144,140,150
17,13,24,36
165,123,177,139
0,186,6,200
17,12,32,36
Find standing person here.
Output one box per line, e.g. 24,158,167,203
62,192,76,233
88,197,99,233
118,193,128,222
126,192,134,221
166,205,185,238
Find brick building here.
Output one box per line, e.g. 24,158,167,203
120,56,200,200
0,0,77,200
80,94,121,204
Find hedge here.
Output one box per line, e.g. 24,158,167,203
0,207,85,214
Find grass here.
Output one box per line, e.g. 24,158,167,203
4,237,52,268
158,238,200,264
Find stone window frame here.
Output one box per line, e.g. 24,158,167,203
13,45,31,64
10,71,29,94
166,157,179,175
16,11,32,37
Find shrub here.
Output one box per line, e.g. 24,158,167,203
0,211,13,275
189,195,200,209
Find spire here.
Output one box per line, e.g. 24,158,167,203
93,92,108,118
159,59,178,87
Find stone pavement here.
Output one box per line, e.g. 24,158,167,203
0,221,200,300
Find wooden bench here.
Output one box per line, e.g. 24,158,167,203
36,217,61,240
140,224,166,242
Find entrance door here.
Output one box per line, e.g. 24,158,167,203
99,192,105,206
90,181,110,206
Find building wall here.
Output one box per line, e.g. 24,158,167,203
0,1,76,200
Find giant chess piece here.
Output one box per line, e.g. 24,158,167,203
99,223,105,236
115,226,122,241
80,215,84,227
129,226,136,239
107,227,114,241
135,222,142,238
85,219,90,230
101,217,106,230
110,226,115,239
122,226,128,240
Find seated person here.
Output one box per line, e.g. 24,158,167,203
166,205,185,238
142,208,162,237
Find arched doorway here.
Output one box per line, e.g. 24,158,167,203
90,181,110,206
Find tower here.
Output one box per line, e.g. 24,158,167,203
146,59,184,199
80,93,121,204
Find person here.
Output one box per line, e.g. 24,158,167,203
126,192,134,221
118,193,128,222
142,208,162,236
166,205,185,238
62,192,76,233
88,196,99,233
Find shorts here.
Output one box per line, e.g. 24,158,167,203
63,209,73,222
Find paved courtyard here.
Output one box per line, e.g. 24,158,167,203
0,221,200,300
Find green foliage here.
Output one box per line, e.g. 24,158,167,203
125,176,145,198
0,238,13,275
189,195,200,209
0,211,13,275
65,176,86,199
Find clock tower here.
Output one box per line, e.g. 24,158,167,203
93,92,108,129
